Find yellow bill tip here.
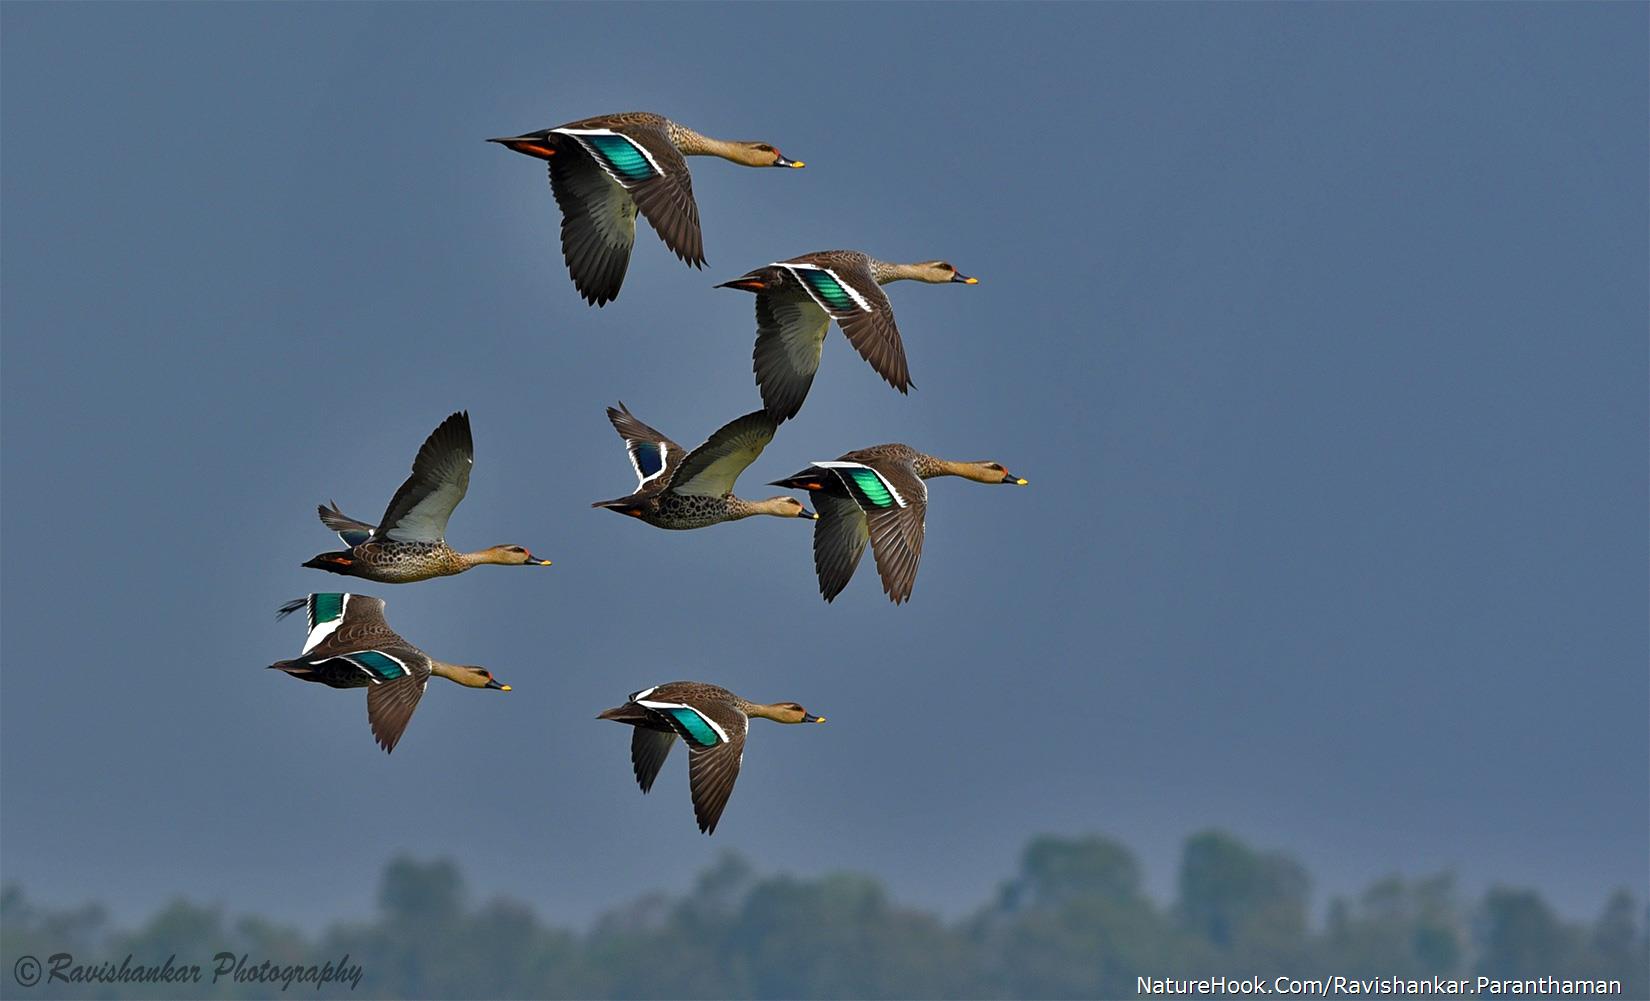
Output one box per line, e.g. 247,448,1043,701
790,160,806,168
500,684,512,692
1015,478,1028,485
965,276,980,284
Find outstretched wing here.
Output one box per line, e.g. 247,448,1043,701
606,403,686,494
668,411,778,498
811,493,872,603
752,289,831,421
817,459,928,604
685,711,747,835
780,261,911,394
630,728,678,794
556,125,704,268
548,148,638,307
375,411,474,543
366,668,431,754
278,592,397,657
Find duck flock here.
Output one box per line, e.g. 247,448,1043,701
269,111,1026,835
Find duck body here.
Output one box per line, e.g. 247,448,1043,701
304,411,550,584
717,251,977,420
271,593,509,753
303,538,471,582
490,112,803,306
773,444,1026,604
597,681,824,834
592,403,815,531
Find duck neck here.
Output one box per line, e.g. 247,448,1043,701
430,661,482,687
668,123,743,161
744,702,786,722
729,495,792,519
459,547,509,567
869,259,925,285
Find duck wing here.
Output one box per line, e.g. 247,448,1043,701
777,258,911,394
365,658,432,754
374,411,473,544
682,703,749,835
630,728,678,794
810,492,872,602
816,458,927,604
667,411,778,498
317,502,376,546
548,147,638,307
605,402,685,494
556,124,704,270
752,289,831,421
278,593,401,658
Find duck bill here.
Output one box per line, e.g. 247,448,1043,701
716,277,767,291
488,134,558,161
773,155,805,168
798,508,818,521
803,713,826,723
1003,473,1028,485
485,679,511,691
951,272,980,284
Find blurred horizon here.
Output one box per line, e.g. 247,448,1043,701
5,827,1646,999
2,0,1646,954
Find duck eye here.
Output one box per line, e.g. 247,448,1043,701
757,144,774,152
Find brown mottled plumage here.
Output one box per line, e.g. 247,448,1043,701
592,403,815,530
304,411,551,583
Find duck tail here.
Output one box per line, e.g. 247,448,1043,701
318,502,375,546
715,266,777,293
302,551,359,574
769,467,827,491
591,492,647,513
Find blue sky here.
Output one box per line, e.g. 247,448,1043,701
2,2,1645,924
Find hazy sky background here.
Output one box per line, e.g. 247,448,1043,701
3,3,1645,926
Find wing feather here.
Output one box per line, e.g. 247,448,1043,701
375,412,473,544
668,411,778,498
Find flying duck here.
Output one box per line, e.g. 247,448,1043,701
304,410,551,583
271,593,510,753
593,403,815,529
717,250,977,420
490,112,804,306
598,681,824,834
772,444,1026,604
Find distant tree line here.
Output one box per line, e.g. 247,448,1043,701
3,830,1644,998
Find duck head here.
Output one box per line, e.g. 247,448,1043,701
433,664,512,691
754,701,826,724
729,141,804,168
919,260,978,285
474,545,553,566
752,495,818,520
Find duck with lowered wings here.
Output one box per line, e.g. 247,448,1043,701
772,443,1026,605
717,250,977,420
491,112,804,306
598,681,824,835
271,593,511,754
